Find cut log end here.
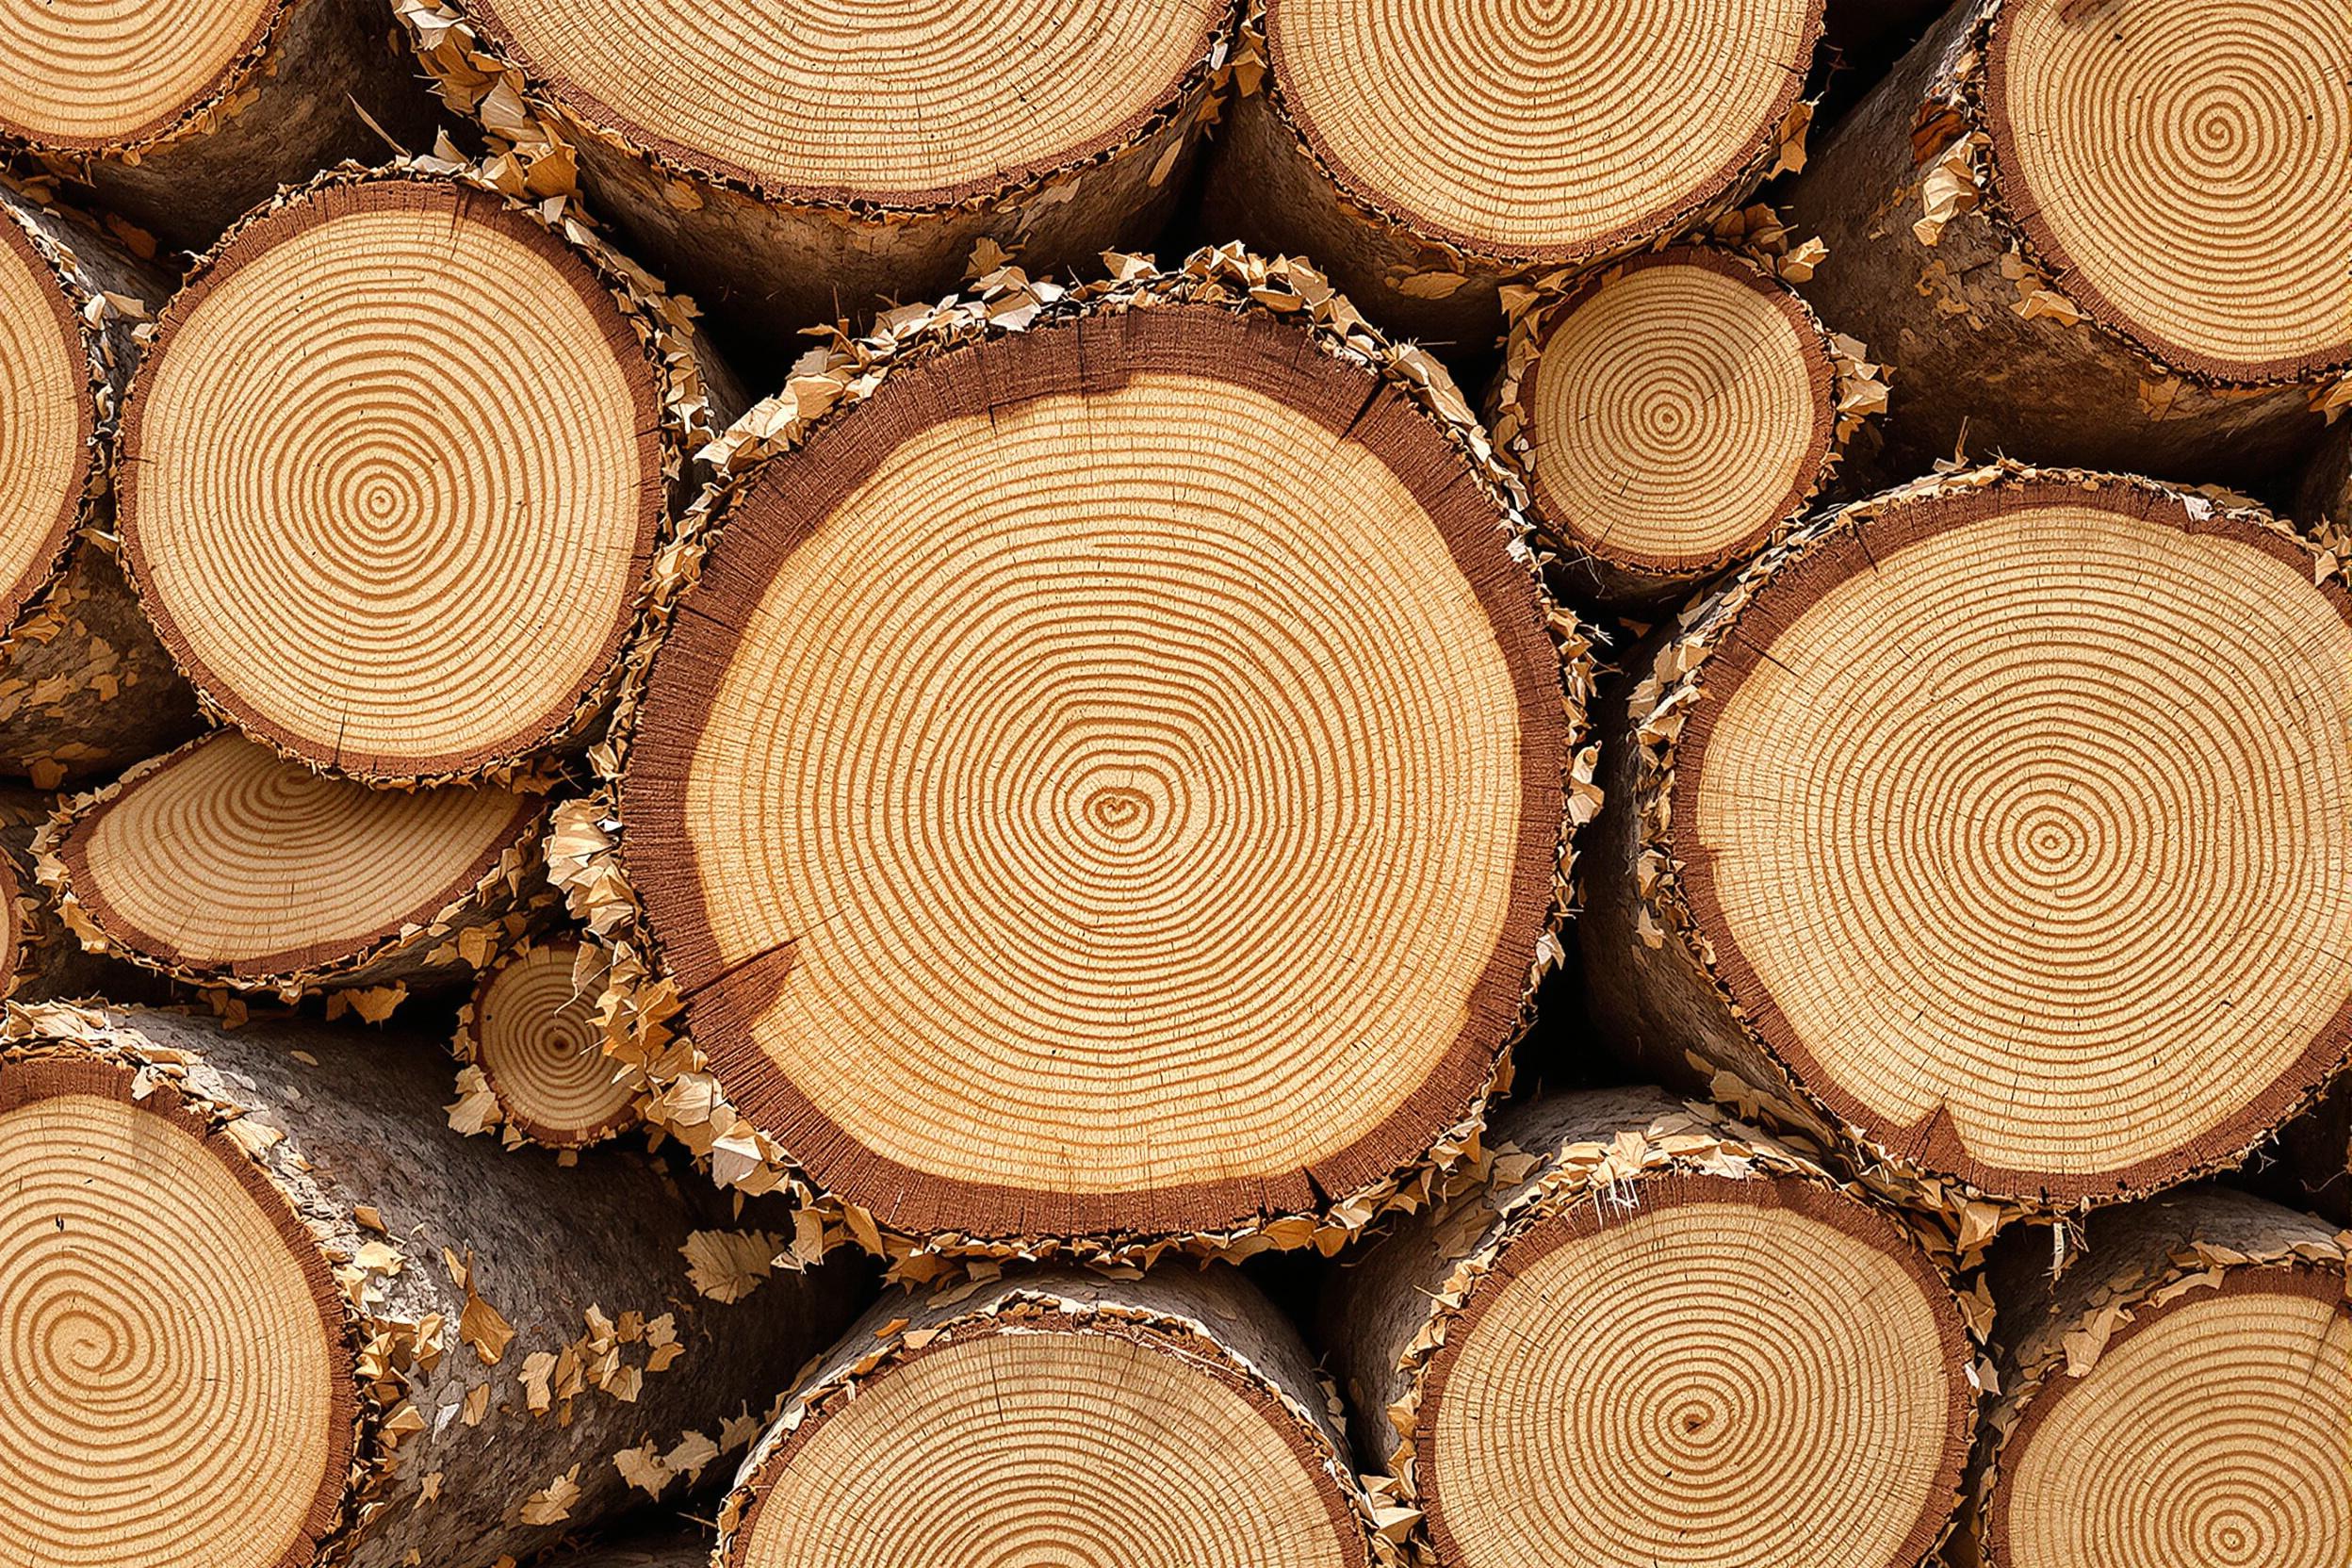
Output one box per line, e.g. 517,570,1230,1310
121,173,669,783
0,1052,351,1568
624,302,1572,1242
1263,0,1821,260
0,208,88,633
1655,474,2352,1202
464,938,639,1148
464,0,1231,206
726,1298,1368,1568
1419,1173,1970,1568
45,729,540,988
1989,1271,2350,1567
1511,249,1838,595
0,0,283,151
1984,0,2352,381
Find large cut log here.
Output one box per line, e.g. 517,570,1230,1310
37,730,547,1001
1965,1188,2349,1568
117,159,742,787
715,1266,1388,1568
1585,465,2352,1216
1491,245,1885,608
394,0,1239,364
451,934,645,1151
1201,0,1822,347
0,177,200,782
1323,1086,1976,1568
0,0,440,251
0,1004,864,1568
1785,0,2349,484
564,250,1597,1261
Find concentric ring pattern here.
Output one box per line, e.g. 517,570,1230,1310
739,1329,1359,1568
1689,497,2352,1192
1426,1184,1964,1568
1525,253,1831,571
1987,0,2352,376
0,217,87,629
0,0,276,147
639,346,1552,1217
0,1073,342,1568
1995,1282,2351,1568
122,181,660,777
471,0,1225,201
476,940,636,1145
63,731,534,975
1268,0,1818,254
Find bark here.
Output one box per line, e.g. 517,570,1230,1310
25,0,445,253
1784,0,2329,487
714,1263,1380,1566
395,2,1231,371
0,1004,868,1568
2278,1078,2350,1228
0,181,203,781
2300,422,2350,531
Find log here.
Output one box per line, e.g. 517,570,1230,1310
577,249,1597,1257
1200,0,1822,347
117,160,743,788
1784,0,2348,485
1490,245,1884,608
715,1266,1383,1568
0,1003,864,1568
452,934,645,1151
394,0,1239,364
1584,465,2352,1213
0,177,201,781
1322,1086,1975,1568
1966,1187,2350,1568
0,0,441,252
2301,422,2350,531
36,729,547,1000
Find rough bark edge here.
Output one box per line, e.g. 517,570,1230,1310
1239,0,1822,283
113,148,737,790
1487,222,1886,602
711,1277,1402,1568
1620,460,2352,1221
449,933,649,1152
1962,1194,2350,1568
0,0,292,156
0,1000,422,1568
1356,1090,1985,1564
540,244,1602,1277
1902,0,2352,400
392,0,1242,220
31,730,556,1002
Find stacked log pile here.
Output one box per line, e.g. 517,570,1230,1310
0,3,2343,1566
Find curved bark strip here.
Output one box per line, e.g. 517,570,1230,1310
395,0,1241,363
1785,0,2349,483
1585,464,2352,1215
0,1004,866,1568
